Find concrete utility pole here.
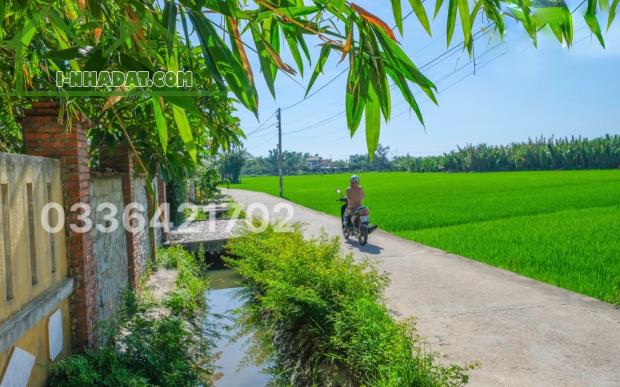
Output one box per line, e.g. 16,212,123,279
277,108,283,197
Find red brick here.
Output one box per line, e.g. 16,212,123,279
22,102,98,350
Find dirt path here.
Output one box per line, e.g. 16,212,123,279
226,188,620,386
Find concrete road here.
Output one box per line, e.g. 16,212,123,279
226,189,620,386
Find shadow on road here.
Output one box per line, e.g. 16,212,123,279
344,240,383,255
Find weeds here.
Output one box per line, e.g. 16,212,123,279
225,226,469,386
50,247,214,386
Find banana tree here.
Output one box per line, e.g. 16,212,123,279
0,0,617,160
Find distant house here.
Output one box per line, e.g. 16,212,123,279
306,155,335,172
306,155,321,170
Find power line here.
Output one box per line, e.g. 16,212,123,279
284,23,497,136
281,67,348,110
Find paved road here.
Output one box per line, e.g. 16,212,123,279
226,189,620,386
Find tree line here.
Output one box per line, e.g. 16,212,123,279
393,135,620,172
218,135,620,179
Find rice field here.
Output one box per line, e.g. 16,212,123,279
233,170,620,303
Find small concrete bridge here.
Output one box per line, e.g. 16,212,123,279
166,199,244,253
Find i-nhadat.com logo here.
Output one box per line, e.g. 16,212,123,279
55,70,193,88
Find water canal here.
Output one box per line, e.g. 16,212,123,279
205,269,275,386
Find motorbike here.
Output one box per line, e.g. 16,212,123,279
336,189,375,245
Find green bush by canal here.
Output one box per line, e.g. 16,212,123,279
226,226,470,386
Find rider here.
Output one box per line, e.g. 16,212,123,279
344,175,364,226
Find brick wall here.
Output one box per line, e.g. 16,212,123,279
19,102,169,351
21,101,98,349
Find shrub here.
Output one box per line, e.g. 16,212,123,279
51,247,214,386
225,226,469,386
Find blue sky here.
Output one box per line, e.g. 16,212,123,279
235,0,620,159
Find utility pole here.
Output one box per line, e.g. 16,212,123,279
277,108,283,197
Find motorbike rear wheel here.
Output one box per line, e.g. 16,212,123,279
358,226,368,245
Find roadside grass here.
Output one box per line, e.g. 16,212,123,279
225,226,470,386
233,170,620,303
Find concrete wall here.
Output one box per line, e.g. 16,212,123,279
90,175,128,339
0,153,72,385
0,300,72,386
0,153,68,319
133,175,151,269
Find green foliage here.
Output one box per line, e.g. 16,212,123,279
48,348,149,387
166,179,189,226
242,135,620,177
3,0,614,157
242,148,311,176
393,135,620,173
235,170,620,303
51,247,213,387
225,227,469,386
194,163,224,204
218,147,246,184
0,99,23,153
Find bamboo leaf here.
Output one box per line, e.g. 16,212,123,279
189,10,258,112
435,0,446,18
306,45,331,96
284,27,305,75
250,24,276,97
585,0,605,47
447,0,458,45
386,67,425,125
228,17,255,86
346,58,365,135
408,0,432,35
458,0,472,50
163,0,177,57
152,96,168,153
365,84,381,157
172,105,196,162
352,3,397,40
610,0,620,29
340,22,353,63
391,0,404,34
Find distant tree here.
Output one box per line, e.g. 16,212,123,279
348,144,393,171
264,148,310,175
219,147,246,183
393,135,620,173
371,144,392,171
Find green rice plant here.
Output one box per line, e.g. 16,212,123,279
234,170,620,303
225,226,469,386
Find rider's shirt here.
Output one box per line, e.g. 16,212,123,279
346,186,365,209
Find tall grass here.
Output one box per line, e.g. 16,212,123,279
225,226,470,386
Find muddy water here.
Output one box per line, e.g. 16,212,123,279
205,270,273,386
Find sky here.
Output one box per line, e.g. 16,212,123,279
234,0,620,159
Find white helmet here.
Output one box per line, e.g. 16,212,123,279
350,175,360,184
